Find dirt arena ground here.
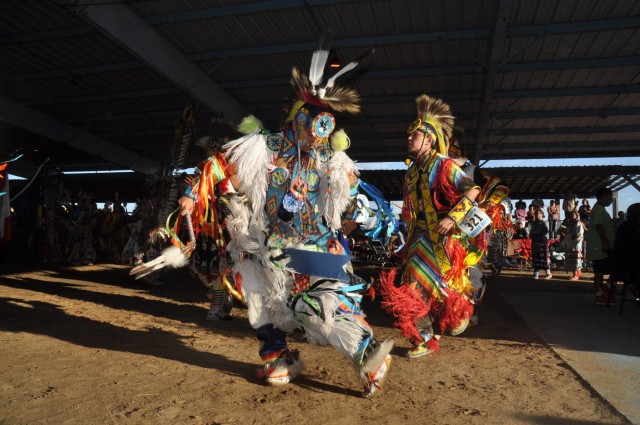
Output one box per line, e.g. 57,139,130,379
0,263,630,424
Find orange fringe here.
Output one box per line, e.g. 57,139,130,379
444,237,466,283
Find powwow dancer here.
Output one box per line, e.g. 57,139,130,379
178,119,241,320
209,31,393,397
378,94,487,358
448,138,513,280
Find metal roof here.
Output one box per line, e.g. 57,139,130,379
1,0,640,187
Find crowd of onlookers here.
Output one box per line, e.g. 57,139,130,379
1,196,150,267
508,188,640,304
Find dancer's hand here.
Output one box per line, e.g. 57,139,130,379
178,196,195,216
341,219,358,235
435,217,455,235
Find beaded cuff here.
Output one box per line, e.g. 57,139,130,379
448,196,476,225
184,186,198,201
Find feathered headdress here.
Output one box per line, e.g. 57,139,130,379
286,29,372,121
407,94,455,155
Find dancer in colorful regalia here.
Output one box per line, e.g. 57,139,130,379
178,119,241,320
448,138,513,278
200,31,393,397
378,94,489,358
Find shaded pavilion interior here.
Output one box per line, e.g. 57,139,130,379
0,0,639,202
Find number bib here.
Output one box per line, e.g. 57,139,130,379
459,206,491,238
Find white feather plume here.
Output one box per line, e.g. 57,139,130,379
161,245,189,269
309,30,332,90
323,48,374,92
360,339,394,373
223,132,270,221
324,60,358,89
318,151,359,230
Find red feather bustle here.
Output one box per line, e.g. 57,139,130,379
436,289,474,334
378,269,432,343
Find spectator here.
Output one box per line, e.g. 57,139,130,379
578,199,592,223
564,210,585,281
526,204,536,233
514,201,528,227
547,199,560,240
530,209,552,280
612,211,626,229
586,187,616,305
531,195,544,210
561,189,579,220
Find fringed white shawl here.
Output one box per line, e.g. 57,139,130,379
223,132,271,224
317,151,359,231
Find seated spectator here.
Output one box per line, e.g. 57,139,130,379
514,202,528,227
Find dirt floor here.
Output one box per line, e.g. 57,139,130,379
0,263,630,425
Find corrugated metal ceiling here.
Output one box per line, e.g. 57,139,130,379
0,0,638,184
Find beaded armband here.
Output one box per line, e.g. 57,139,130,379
448,196,476,225
486,185,509,206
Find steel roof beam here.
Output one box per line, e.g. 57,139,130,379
508,16,640,36
4,7,636,46
8,53,640,84
100,124,640,140
493,107,640,119
5,14,638,81
249,86,640,111
620,175,640,193
25,88,182,107
0,94,161,175
474,0,513,164
76,2,249,122
0,0,358,45
489,125,640,136
68,105,640,125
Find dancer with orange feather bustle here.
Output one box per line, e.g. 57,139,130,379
378,94,489,357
